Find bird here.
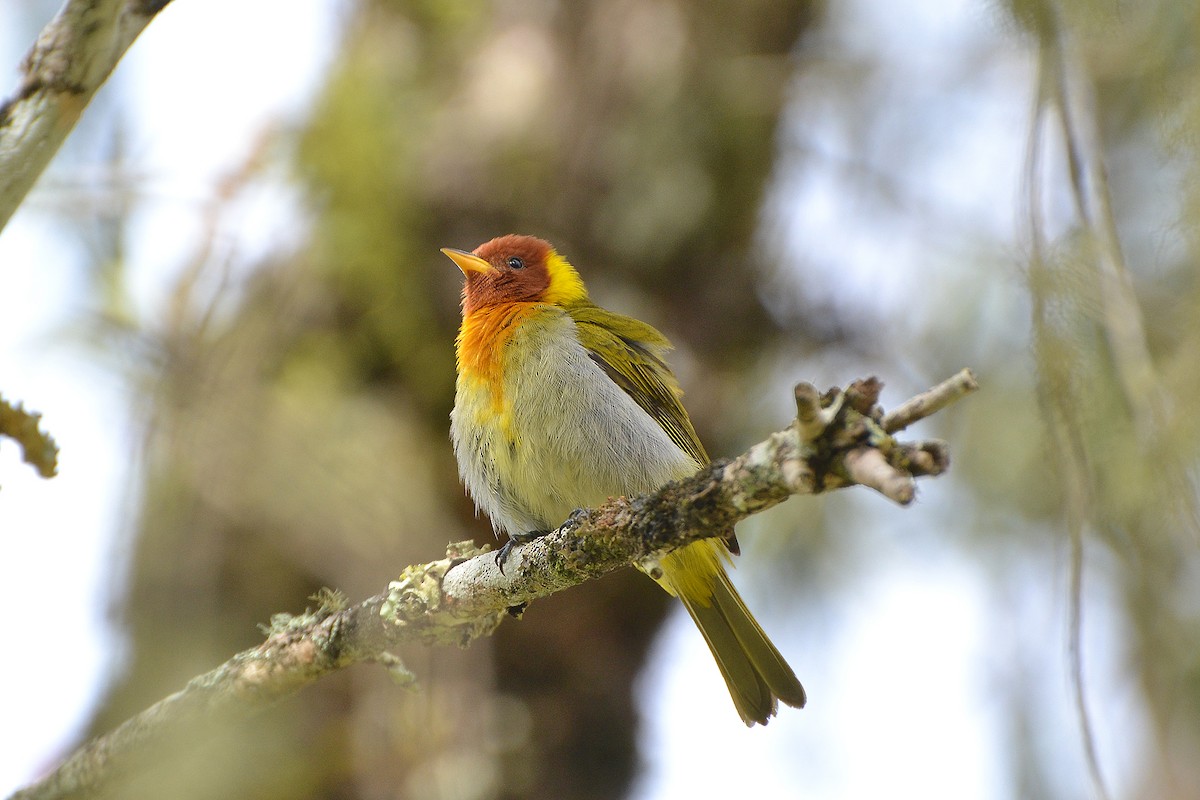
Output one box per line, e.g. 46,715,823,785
442,234,805,725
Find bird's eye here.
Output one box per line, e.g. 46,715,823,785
506,256,525,270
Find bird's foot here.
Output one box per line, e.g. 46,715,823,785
495,529,549,575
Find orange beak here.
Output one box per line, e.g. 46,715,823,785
441,248,494,276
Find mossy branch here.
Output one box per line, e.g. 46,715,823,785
0,0,174,234
7,370,976,800
0,395,59,482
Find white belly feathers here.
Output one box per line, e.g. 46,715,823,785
451,309,697,537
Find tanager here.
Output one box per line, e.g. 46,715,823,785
443,234,805,725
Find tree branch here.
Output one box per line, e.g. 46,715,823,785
0,0,174,234
8,371,975,800
0,394,59,481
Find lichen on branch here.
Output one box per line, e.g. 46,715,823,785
7,371,976,800
0,394,59,482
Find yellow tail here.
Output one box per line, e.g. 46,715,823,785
658,540,807,725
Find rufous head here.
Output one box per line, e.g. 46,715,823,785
442,234,587,315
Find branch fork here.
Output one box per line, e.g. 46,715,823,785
791,370,972,505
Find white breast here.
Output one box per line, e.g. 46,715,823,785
451,310,697,537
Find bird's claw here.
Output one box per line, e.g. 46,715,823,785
494,529,549,575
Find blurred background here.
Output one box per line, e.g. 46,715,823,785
2,0,1198,797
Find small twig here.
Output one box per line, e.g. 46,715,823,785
843,447,915,504
0,394,59,480
793,382,827,442
900,440,949,477
882,368,978,434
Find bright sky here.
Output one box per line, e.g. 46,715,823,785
0,0,1144,797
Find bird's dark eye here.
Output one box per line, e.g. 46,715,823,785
506,256,525,270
